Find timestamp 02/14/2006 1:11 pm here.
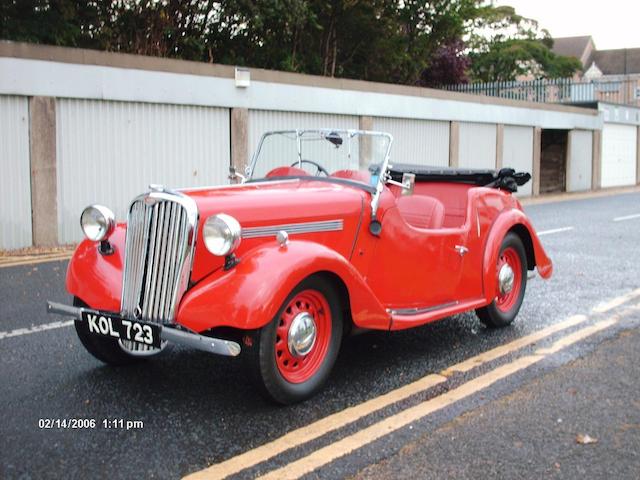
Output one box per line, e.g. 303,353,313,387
38,418,144,430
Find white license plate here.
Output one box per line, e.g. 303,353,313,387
80,311,161,348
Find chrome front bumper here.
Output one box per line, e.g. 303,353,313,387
46,301,241,357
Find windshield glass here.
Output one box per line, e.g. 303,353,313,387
248,130,392,187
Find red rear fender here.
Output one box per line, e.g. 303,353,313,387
483,210,553,301
176,240,390,333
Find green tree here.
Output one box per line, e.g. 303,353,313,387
467,4,581,82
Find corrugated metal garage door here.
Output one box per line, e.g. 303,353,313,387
567,130,593,192
503,126,534,197
0,95,32,249
57,99,230,243
459,122,497,169
601,124,637,187
371,117,449,167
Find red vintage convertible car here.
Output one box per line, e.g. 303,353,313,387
48,129,552,404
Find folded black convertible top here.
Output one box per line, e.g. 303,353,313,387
388,164,531,193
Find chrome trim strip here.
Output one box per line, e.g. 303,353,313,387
242,219,343,239
389,301,459,316
46,301,240,357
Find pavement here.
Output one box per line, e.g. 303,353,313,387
355,323,640,480
1,190,640,479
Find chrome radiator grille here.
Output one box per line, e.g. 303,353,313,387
120,189,198,324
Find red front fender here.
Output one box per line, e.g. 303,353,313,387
66,226,126,312
483,210,553,302
176,240,390,333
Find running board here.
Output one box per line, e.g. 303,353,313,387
389,298,487,330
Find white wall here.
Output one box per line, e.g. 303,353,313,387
372,117,449,167
0,57,603,130
503,125,534,197
459,122,497,169
56,99,230,243
567,130,593,192
601,123,637,187
0,95,32,249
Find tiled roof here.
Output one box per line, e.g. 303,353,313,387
592,48,640,75
552,36,593,61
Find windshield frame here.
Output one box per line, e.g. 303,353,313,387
246,129,394,219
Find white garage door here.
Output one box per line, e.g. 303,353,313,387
0,95,32,249
601,124,637,188
458,122,497,169
57,99,231,243
371,117,449,167
567,130,593,193
503,126,534,197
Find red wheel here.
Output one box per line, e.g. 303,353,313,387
244,276,343,404
476,233,527,328
495,247,523,313
274,290,332,384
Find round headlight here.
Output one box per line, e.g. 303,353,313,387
80,205,115,242
203,214,242,256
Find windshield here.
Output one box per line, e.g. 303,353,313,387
247,130,393,188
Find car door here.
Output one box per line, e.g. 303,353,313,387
365,205,470,310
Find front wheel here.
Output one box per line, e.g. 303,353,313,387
244,276,343,404
476,233,527,328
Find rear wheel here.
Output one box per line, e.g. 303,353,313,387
244,276,343,404
476,233,527,328
73,297,141,366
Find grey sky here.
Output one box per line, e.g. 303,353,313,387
495,0,640,49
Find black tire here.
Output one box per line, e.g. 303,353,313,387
73,297,141,366
244,276,343,405
476,233,527,328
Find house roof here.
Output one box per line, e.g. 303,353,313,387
592,48,640,75
552,36,594,63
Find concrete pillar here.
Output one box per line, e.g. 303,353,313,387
592,129,602,190
359,116,374,168
29,96,58,246
532,127,542,196
449,121,460,168
230,108,249,175
496,124,504,169
637,126,640,185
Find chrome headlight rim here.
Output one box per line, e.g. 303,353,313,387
80,204,116,242
203,213,242,256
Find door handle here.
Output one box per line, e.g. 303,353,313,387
454,245,469,256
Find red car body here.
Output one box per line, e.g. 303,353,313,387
52,129,552,404
67,175,551,332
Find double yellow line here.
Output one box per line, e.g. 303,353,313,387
186,289,640,480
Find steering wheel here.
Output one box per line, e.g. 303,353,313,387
290,159,330,177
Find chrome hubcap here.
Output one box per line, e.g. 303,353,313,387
498,263,515,295
287,312,317,357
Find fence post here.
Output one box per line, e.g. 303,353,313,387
29,96,58,246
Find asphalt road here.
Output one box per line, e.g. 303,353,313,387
1,191,639,479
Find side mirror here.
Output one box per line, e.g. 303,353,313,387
229,166,247,184
401,173,415,196
384,171,415,195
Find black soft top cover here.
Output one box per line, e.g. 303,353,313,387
388,164,531,193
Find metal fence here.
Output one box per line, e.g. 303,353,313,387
444,77,640,107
